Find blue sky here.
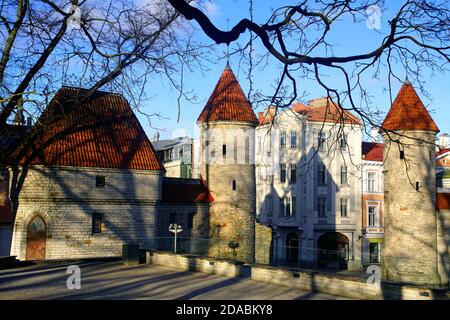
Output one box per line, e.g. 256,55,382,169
137,1,449,140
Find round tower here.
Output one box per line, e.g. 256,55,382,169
381,79,441,285
197,64,257,263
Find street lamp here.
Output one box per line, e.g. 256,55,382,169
169,223,183,253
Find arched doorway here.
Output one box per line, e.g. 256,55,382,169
26,216,46,260
286,232,299,264
318,232,349,270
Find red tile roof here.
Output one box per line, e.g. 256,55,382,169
436,148,450,158
381,81,439,133
258,98,361,125
161,177,213,204
436,193,450,211
362,142,383,162
12,86,164,171
198,64,258,124
293,98,362,125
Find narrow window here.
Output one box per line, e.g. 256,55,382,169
280,163,286,183
368,206,377,227
286,197,291,216
340,134,347,150
400,150,405,159
92,213,103,234
178,147,183,158
340,166,348,185
369,243,380,263
291,196,297,217
289,164,297,184
340,198,349,218
290,131,297,149
368,172,376,192
416,182,420,191
318,132,326,151
318,164,326,186
232,180,237,190
267,196,273,217
318,197,326,218
279,197,285,216
96,175,105,187
222,144,226,157
257,136,262,155
280,131,286,150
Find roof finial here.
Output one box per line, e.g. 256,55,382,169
226,18,231,69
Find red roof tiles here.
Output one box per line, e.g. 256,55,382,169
12,87,164,171
362,142,383,162
258,98,361,125
161,177,213,204
198,65,258,124
293,98,361,125
436,193,450,211
381,81,439,133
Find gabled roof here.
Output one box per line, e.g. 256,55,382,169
362,142,383,162
436,192,450,211
436,147,450,158
381,80,439,133
161,177,213,204
293,98,361,125
257,97,361,126
197,64,258,124
12,86,164,171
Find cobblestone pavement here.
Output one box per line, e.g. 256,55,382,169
0,260,350,300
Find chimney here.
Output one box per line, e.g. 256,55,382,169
371,127,379,143
153,131,160,142
258,112,264,122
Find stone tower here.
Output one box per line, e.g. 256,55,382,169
197,64,258,263
380,79,441,285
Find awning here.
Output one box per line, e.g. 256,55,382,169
368,238,384,243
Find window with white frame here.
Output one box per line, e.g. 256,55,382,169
318,164,326,186
368,205,378,226
280,131,286,150
318,131,326,151
257,136,262,155
340,198,349,218
290,131,297,149
368,172,376,192
280,196,296,217
318,197,327,218
369,243,380,263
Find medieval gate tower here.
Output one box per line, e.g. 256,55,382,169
381,79,442,285
197,64,257,263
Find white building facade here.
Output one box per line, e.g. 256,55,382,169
255,98,363,270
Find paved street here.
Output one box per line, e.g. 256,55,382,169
0,260,349,300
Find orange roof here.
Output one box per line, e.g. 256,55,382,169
258,98,361,125
436,193,450,210
12,86,164,171
381,81,439,133
161,177,213,204
362,142,383,162
198,64,258,124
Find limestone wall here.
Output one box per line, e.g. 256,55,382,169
10,165,163,260
382,131,441,285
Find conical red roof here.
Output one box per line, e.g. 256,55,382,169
197,65,258,124
381,81,439,133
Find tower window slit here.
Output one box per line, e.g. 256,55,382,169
232,180,236,191
400,150,405,159
416,182,420,191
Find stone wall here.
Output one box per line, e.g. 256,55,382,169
382,131,441,285
147,251,243,277
10,165,163,260
200,122,256,263
255,223,272,264
437,208,450,285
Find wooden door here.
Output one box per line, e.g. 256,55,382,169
26,216,46,260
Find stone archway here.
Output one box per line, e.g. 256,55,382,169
26,215,47,260
318,232,349,270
